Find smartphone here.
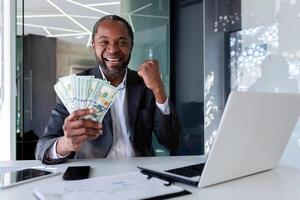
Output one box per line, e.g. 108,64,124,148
0,168,59,189
62,166,91,180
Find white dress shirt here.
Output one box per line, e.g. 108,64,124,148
48,66,170,159
106,69,135,158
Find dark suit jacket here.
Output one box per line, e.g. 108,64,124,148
35,67,182,164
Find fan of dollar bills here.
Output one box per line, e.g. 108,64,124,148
54,75,118,123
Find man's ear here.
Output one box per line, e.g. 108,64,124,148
130,44,133,52
92,41,95,50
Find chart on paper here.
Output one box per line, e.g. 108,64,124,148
34,171,185,200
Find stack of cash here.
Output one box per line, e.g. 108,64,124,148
54,75,118,122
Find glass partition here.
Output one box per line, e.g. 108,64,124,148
203,0,300,168
229,0,300,169
16,0,171,159
121,0,170,155
204,0,238,153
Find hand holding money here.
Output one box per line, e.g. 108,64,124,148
53,74,118,155
137,60,167,103
57,108,103,156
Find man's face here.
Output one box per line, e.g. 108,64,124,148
92,20,132,78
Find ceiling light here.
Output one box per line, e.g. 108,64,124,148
43,27,52,36
127,15,135,32
76,35,85,39
129,3,152,15
128,13,168,19
65,0,110,15
17,22,83,33
17,14,64,18
86,34,92,47
69,15,99,19
47,0,91,34
86,2,120,7
18,14,99,20
49,32,89,38
126,3,153,33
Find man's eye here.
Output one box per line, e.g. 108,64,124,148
99,41,108,46
119,41,129,46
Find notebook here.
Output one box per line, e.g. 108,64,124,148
139,92,300,188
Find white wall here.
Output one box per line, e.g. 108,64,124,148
0,0,16,161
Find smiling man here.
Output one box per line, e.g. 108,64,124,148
36,15,181,164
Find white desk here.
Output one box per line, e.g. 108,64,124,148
1,156,300,200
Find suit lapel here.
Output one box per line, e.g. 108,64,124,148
126,69,143,140
91,66,103,79
102,109,113,138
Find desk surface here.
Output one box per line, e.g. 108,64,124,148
1,156,300,200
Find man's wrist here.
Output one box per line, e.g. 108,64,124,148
56,137,71,156
153,85,167,103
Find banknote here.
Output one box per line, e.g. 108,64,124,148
54,75,118,122
54,83,73,113
89,84,118,122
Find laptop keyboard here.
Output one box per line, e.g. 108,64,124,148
165,163,205,178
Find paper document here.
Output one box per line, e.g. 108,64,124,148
33,171,190,200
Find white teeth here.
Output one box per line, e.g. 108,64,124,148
106,58,120,61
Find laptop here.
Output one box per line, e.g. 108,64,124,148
138,92,300,188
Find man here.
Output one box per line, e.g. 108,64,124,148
36,15,181,164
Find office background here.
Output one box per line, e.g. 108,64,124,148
0,0,299,169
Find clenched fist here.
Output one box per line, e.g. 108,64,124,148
137,60,167,103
